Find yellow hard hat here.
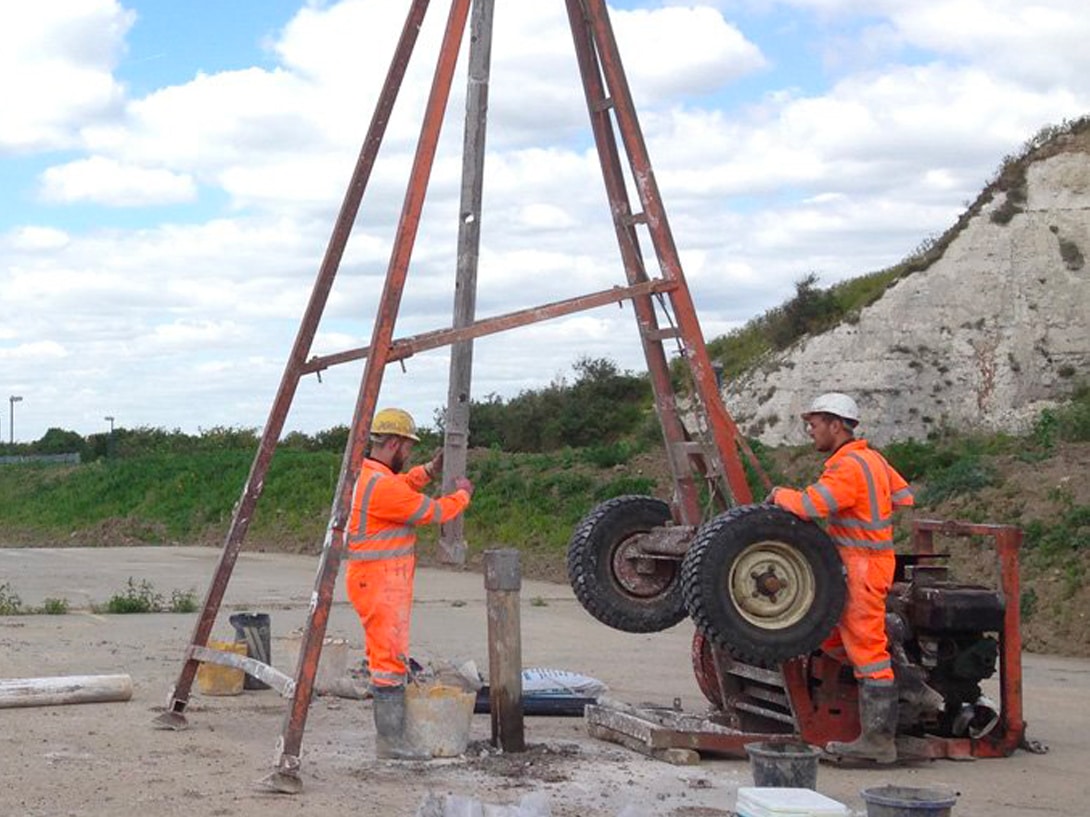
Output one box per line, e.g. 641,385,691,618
370,407,420,441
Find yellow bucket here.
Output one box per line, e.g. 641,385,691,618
196,640,247,696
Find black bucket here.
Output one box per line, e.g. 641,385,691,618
860,785,958,817
744,741,822,789
229,612,271,690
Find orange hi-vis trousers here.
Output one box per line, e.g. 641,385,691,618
823,545,895,684
346,555,416,688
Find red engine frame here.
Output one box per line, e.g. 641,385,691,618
590,520,1030,761
780,519,1027,759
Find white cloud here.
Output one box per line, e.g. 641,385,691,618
0,0,131,152
39,156,197,206
0,340,68,361
142,319,246,349
0,0,1087,440
889,1,1090,89
613,6,767,99
6,226,71,250
82,68,324,175
516,203,577,230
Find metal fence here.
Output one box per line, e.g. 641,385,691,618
0,453,81,466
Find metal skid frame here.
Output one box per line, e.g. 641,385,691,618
153,0,756,792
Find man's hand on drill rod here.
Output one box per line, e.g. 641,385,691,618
454,476,475,498
424,448,443,479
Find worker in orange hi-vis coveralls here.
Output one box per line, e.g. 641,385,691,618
767,392,914,764
344,407,474,760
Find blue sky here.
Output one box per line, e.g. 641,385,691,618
2,0,1088,442
117,1,303,93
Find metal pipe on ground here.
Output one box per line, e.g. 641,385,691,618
0,674,133,709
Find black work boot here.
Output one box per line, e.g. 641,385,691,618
372,685,429,760
826,680,898,763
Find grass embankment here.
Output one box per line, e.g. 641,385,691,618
2,391,1089,653
0,444,661,562
2,393,1087,571
0,450,340,547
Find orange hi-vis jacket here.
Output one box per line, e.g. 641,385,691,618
773,439,913,551
345,459,470,562
773,439,914,683
344,458,471,687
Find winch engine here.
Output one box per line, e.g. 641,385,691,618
885,560,1004,740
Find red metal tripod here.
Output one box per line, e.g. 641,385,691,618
154,0,756,792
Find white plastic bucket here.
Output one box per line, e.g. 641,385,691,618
404,683,476,758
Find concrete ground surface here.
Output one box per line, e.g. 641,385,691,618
0,546,1084,817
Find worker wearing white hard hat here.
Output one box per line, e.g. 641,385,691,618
768,392,914,763
803,392,860,425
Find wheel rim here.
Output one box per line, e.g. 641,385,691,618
726,539,816,630
691,629,723,708
610,535,676,599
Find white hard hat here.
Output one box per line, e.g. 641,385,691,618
802,392,860,423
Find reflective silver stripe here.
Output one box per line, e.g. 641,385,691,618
429,500,444,524
831,517,893,531
359,526,414,542
406,496,434,526
845,452,882,524
801,493,821,519
372,670,406,683
892,486,913,502
857,659,892,674
813,483,838,514
859,676,896,687
344,544,415,561
830,533,894,550
346,473,382,547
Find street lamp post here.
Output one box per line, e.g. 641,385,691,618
9,395,23,445
105,415,116,459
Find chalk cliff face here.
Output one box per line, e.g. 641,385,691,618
723,136,1090,447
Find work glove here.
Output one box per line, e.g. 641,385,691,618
764,487,779,504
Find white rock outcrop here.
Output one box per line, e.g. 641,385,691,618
724,146,1090,446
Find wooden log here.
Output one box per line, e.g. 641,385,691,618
438,0,496,566
0,674,133,709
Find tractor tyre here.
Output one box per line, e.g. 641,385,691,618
567,495,686,633
682,504,845,664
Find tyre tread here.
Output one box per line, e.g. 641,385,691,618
682,504,845,664
567,495,685,634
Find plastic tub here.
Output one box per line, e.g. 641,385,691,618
860,785,958,817
745,741,822,789
736,787,849,817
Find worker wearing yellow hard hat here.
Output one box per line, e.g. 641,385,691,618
344,407,474,759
